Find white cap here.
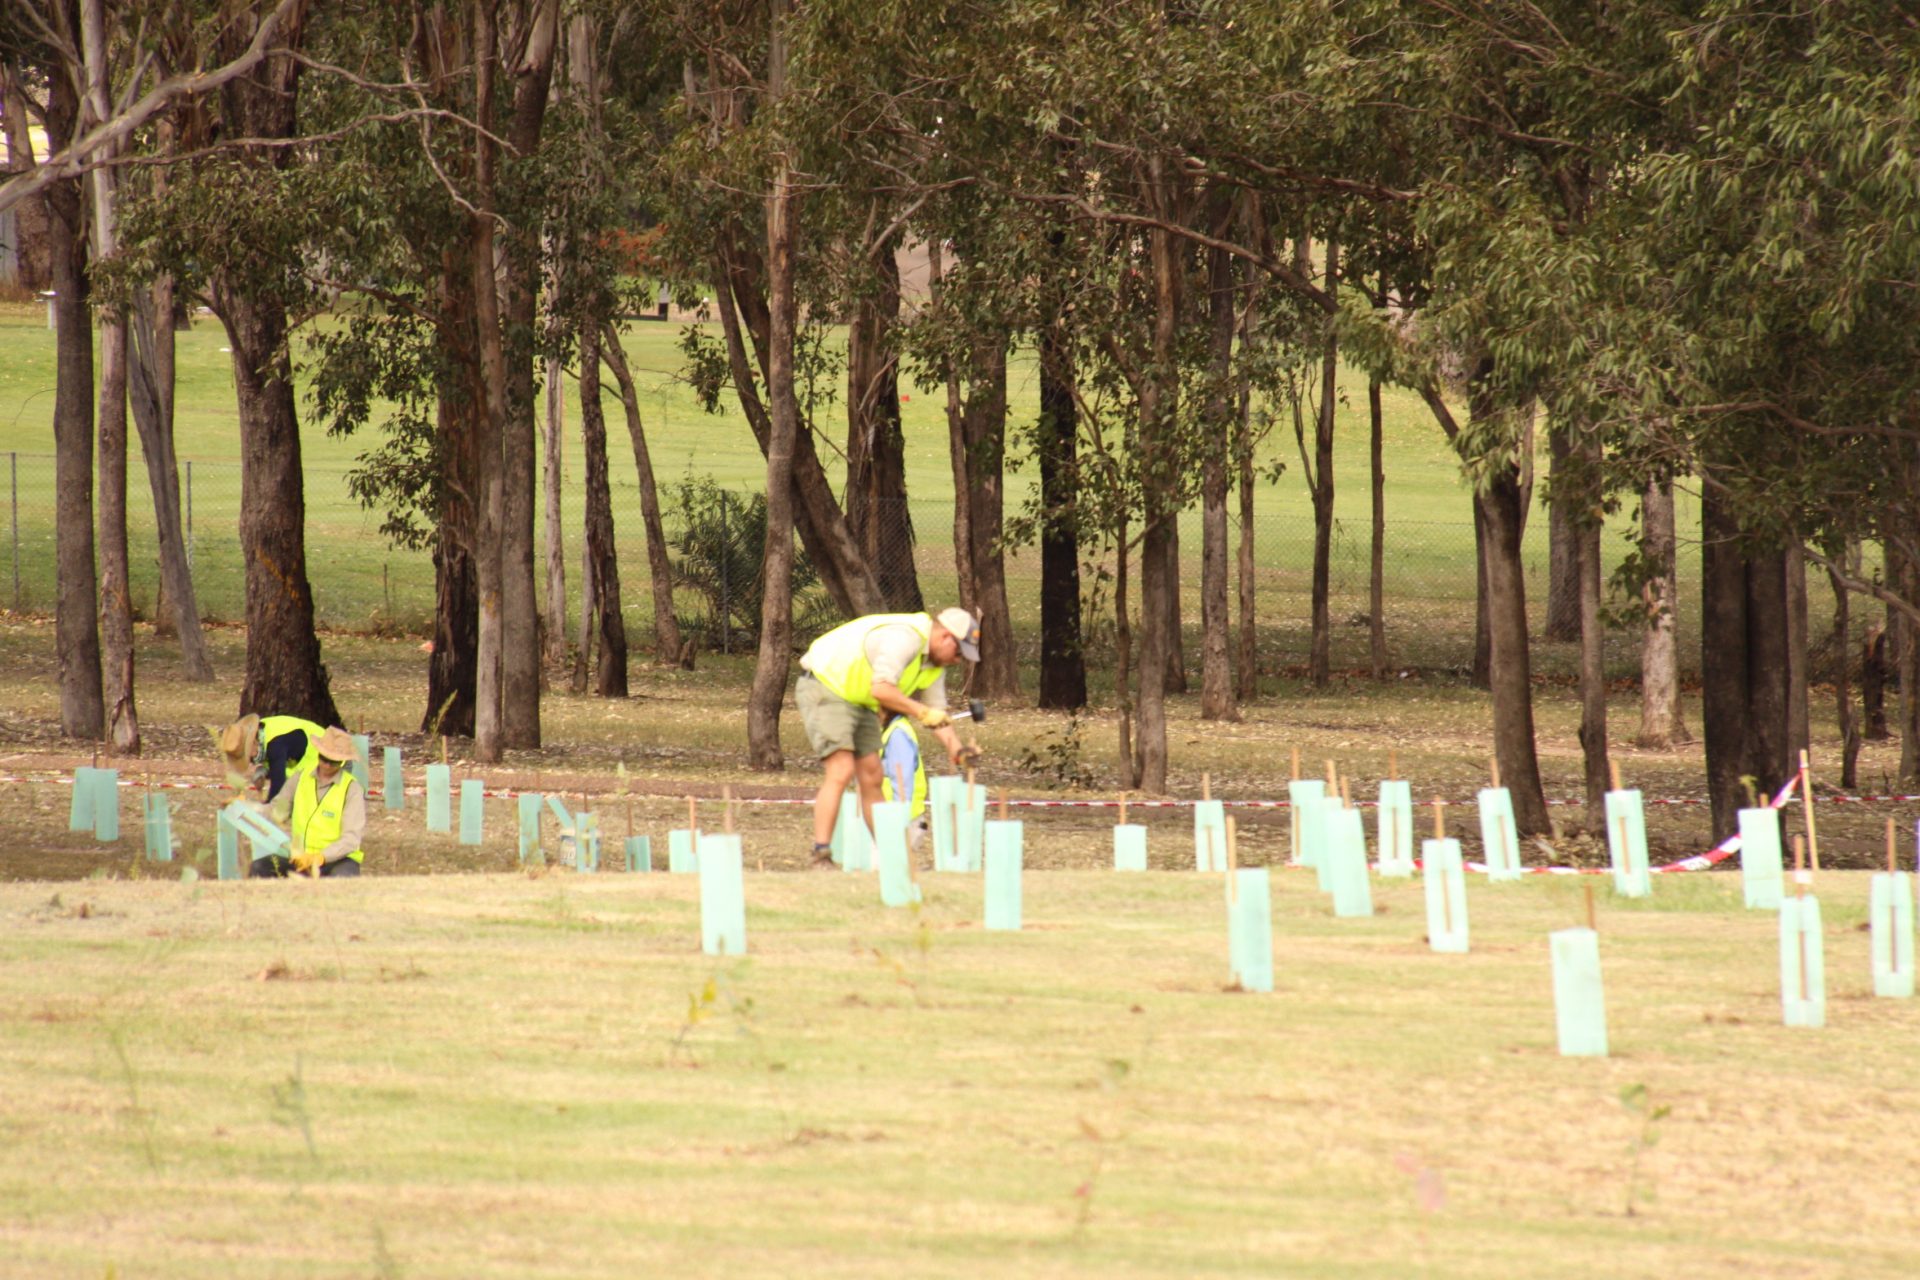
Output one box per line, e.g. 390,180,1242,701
934,607,980,663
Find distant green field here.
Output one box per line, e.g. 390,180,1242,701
0,301,1751,679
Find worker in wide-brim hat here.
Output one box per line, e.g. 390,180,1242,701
795,607,980,868
257,726,366,879
219,712,326,801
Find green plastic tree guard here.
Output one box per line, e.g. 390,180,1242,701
1870,871,1915,999
143,793,173,862
873,800,921,907
1227,868,1274,993
1422,837,1469,953
953,784,986,873
1550,927,1609,1057
517,793,543,865
543,794,578,867
216,809,240,880
458,779,484,846
1779,893,1826,1028
929,776,961,871
668,828,697,873
1739,807,1784,909
1193,800,1227,873
91,770,119,842
576,812,600,872
1328,806,1374,918
383,747,404,810
1604,789,1652,898
349,734,371,787
1476,788,1522,881
983,818,1024,931
69,767,98,832
1376,781,1414,877
697,832,747,955
835,791,873,872
1288,780,1326,868
1113,824,1148,872
1314,799,1341,893
424,764,452,833
625,835,651,873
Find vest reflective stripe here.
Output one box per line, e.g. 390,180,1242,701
801,613,942,709
880,716,927,819
259,715,324,774
292,769,363,863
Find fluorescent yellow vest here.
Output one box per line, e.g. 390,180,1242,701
291,769,363,864
259,715,325,774
879,715,928,820
801,613,943,710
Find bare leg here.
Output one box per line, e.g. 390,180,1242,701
854,752,885,831
813,749,856,846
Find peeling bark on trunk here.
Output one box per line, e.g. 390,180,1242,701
46,59,103,741
1131,208,1179,794
600,324,685,665
577,324,626,697
467,0,507,763
1636,477,1687,747
1037,320,1086,710
845,242,922,611
1199,243,1238,721
541,352,568,668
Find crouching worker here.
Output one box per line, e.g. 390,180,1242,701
254,727,366,879
219,712,325,802
797,608,981,868
879,710,930,853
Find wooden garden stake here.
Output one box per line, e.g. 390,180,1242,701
1489,755,1500,790
440,734,448,766
1794,834,1811,1001
1290,747,1301,780
1340,778,1352,809
1799,749,1821,872
998,790,1008,822
1119,792,1128,826
1202,772,1211,802
723,785,735,834
688,794,698,837
1324,758,1336,788
1608,760,1621,793
1433,799,1445,840
1888,818,1897,874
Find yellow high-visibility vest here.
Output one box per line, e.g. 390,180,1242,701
879,715,927,820
259,715,325,773
291,769,363,864
801,612,943,710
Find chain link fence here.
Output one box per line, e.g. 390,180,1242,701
7,448,1848,680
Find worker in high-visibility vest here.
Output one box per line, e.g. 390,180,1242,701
796,607,980,867
878,711,929,852
258,726,366,878
219,712,326,801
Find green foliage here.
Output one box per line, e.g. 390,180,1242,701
666,475,835,651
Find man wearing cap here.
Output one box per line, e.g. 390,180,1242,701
797,607,980,868
255,726,366,878
219,712,325,802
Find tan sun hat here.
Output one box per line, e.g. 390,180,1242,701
219,714,261,772
933,607,981,663
313,726,357,764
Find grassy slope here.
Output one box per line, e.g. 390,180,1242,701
0,868,1912,1279
0,301,1725,677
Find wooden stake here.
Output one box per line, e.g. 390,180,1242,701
1324,758,1336,788
1489,755,1501,790
998,790,1008,822
1119,791,1128,826
1290,747,1300,781
1584,882,1596,932
723,785,734,834
1432,799,1445,840
1340,778,1352,809
687,794,698,837
966,765,976,808
1608,760,1621,793
1618,806,1633,878
1792,835,1811,1001
1799,749,1820,873
440,734,448,766
1202,772,1211,802
1888,818,1898,875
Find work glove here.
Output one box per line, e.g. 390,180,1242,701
952,743,983,767
917,706,952,730
291,849,323,876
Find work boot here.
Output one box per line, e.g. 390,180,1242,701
808,842,837,870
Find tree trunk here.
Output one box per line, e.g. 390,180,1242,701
1576,501,1607,833
1862,622,1889,741
1236,368,1257,702
929,242,974,611
1114,517,1136,784
569,527,596,695
1,60,52,291
541,352,568,668
425,250,479,739
1471,498,1492,689
1700,486,1793,837
46,56,104,740
467,0,507,763
129,272,215,681
1899,541,1920,782
1307,241,1338,687
1199,243,1238,721
1131,206,1179,793
845,240,922,611
1544,424,1580,642
962,336,1019,698
1828,561,1859,790
600,323,685,665
577,324,627,697
1636,477,1687,747
1037,320,1086,709
1163,524,1185,694
1785,542,1809,760
1368,376,1387,678
748,9,797,771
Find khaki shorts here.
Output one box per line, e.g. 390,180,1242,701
796,674,881,759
